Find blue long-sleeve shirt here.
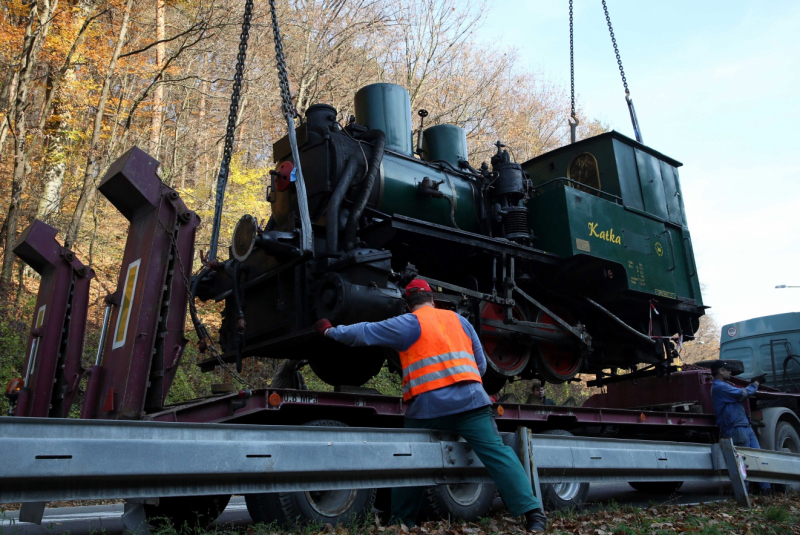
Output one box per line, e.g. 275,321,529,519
711,379,759,437
326,309,492,419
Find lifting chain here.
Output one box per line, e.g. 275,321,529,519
602,0,628,94
269,0,314,255
207,0,254,262
601,0,643,143
568,0,578,143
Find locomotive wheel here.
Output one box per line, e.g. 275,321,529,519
144,494,231,532
244,420,376,527
309,346,386,387
538,430,590,511
480,303,530,394
419,482,497,522
536,311,583,383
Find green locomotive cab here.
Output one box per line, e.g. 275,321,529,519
524,132,702,337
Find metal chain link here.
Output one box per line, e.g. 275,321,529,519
602,0,643,143
602,0,629,95
568,0,578,143
268,0,296,121
569,0,576,119
207,0,254,262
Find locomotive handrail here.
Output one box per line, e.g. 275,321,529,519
683,235,697,277
531,177,623,204
664,230,677,271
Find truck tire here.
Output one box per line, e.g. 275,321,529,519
144,494,231,531
538,430,590,511
245,420,376,527
419,482,497,522
773,421,800,493
627,481,684,494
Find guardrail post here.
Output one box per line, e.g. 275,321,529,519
18,501,45,524
527,429,543,501
122,500,151,535
718,439,750,508
517,427,542,501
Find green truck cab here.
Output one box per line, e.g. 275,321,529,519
721,312,800,391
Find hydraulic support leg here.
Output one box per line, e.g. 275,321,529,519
12,220,94,417
84,147,200,420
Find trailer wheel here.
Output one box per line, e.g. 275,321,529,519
245,420,376,527
627,481,684,494
144,494,231,531
419,482,497,522
539,430,590,511
773,421,800,493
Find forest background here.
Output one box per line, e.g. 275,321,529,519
0,0,719,414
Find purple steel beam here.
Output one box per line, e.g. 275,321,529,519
584,369,716,413
145,387,718,430
84,147,199,420
12,220,94,417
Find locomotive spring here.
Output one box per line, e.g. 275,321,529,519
503,210,532,240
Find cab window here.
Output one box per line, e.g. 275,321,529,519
567,153,600,195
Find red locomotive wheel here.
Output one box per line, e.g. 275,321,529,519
536,310,583,383
480,302,530,377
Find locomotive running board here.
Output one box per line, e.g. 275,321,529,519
365,214,562,266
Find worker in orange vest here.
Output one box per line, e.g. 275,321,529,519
315,279,546,532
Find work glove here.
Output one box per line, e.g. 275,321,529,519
314,318,332,336
750,374,767,385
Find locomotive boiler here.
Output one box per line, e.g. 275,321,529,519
194,83,704,393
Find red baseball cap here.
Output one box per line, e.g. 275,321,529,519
405,279,432,297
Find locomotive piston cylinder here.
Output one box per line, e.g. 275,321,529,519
315,272,403,325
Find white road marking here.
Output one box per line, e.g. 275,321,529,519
0,504,249,526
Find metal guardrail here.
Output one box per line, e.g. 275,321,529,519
530,433,731,484
0,417,492,503
3,416,800,523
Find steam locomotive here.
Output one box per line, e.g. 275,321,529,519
194,83,704,393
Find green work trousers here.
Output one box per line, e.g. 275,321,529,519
391,406,540,526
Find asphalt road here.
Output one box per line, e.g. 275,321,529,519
0,482,734,535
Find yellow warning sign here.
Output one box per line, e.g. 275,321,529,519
35,305,46,328
113,258,141,349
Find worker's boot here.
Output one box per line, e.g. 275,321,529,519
524,508,547,532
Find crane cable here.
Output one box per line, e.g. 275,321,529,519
269,0,314,255
601,0,644,144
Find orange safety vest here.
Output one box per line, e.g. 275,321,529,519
399,306,482,401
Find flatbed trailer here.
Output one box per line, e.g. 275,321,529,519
145,384,718,438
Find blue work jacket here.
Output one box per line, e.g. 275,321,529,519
711,379,758,437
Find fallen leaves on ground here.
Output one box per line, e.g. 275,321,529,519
239,494,800,535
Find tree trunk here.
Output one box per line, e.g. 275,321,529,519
1,0,60,285
64,0,134,250
149,0,166,157
35,102,68,224
0,71,19,157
